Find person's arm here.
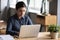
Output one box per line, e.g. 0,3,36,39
27,16,33,25
6,18,19,36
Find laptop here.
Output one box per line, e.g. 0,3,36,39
18,24,40,38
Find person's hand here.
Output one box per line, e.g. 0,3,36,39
14,35,18,38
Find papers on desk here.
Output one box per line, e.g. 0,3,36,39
0,35,15,40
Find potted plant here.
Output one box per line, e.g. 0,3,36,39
48,25,59,39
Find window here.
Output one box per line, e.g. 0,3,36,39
9,0,17,8
9,0,49,14
29,0,42,13
9,0,27,8
29,0,49,14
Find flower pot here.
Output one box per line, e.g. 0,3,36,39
50,32,58,39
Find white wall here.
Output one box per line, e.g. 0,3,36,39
0,0,8,19
0,0,1,11
0,0,1,19
1,0,7,11
57,0,60,25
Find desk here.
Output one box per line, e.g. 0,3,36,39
0,21,6,34
15,32,60,40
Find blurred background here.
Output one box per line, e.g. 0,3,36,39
0,0,60,32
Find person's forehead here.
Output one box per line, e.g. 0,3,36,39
18,7,26,10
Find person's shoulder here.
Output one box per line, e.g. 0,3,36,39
24,15,31,20
24,15,30,18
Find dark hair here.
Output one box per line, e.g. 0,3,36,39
16,1,26,10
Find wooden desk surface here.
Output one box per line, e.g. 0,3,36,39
0,21,7,34
15,32,60,40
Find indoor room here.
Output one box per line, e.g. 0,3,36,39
0,0,60,40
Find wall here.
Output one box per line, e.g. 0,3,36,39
0,0,1,18
1,0,8,20
57,0,60,25
49,0,57,15
0,0,1,11
1,0,8,12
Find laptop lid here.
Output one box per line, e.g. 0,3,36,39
19,24,40,38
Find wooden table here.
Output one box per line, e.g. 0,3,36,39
0,21,7,34
15,32,60,40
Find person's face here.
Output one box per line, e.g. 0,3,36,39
16,7,26,17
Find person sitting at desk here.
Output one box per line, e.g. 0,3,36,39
6,1,33,36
